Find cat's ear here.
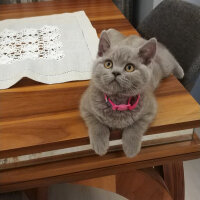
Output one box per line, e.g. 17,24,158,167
138,38,157,65
98,31,111,57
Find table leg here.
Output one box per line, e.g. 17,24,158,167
163,161,185,200
75,175,116,193
116,169,172,200
24,187,48,200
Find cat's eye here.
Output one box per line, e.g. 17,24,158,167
125,63,135,72
104,60,113,69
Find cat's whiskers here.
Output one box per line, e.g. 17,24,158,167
117,77,132,88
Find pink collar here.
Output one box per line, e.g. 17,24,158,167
104,94,140,111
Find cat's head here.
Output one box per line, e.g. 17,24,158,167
92,30,157,96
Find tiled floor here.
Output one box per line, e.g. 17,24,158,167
184,128,200,200
184,159,200,200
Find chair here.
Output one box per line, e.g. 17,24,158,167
137,0,200,93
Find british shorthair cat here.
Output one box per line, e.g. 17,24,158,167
80,29,184,157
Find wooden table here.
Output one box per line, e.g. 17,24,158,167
0,0,200,199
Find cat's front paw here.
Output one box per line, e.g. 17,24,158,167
122,130,142,158
89,126,110,156
122,144,141,158
90,138,109,156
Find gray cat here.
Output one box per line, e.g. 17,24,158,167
80,29,184,157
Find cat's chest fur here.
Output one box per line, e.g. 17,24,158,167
89,86,145,129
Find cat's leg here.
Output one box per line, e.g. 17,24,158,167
84,113,110,156
173,62,184,79
89,118,110,156
122,115,154,158
80,90,110,155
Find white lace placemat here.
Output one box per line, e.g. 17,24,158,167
0,11,99,89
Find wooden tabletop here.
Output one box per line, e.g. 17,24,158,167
0,0,200,193
0,0,200,158
0,0,137,36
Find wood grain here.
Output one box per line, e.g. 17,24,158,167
76,175,116,193
1,76,199,158
116,170,172,200
163,161,185,200
0,81,88,119
0,129,192,170
24,187,48,200
0,0,199,159
0,0,200,194
0,136,200,192
0,0,137,37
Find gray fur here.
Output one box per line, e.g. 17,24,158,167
137,0,200,91
80,29,184,157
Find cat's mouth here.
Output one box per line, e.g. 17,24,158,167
109,78,121,86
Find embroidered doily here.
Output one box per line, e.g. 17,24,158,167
0,11,99,89
0,25,64,64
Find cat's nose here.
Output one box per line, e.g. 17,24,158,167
112,72,121,77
